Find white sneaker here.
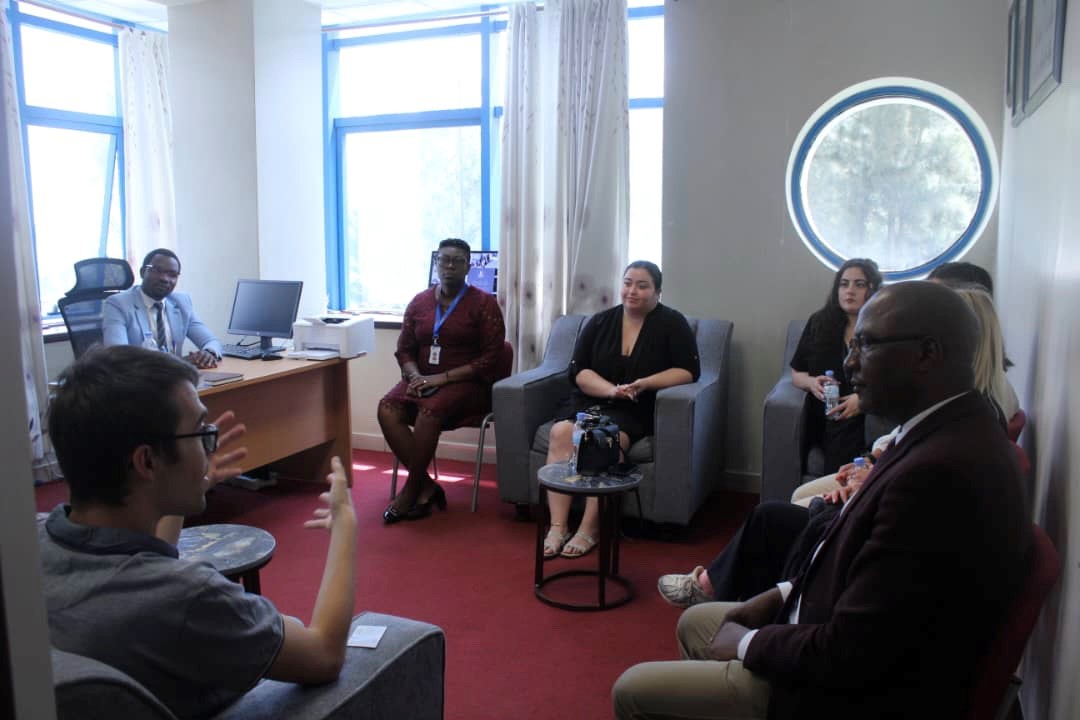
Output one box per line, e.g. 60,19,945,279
657,566,711,607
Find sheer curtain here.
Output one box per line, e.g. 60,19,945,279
118,28,176,267
499,0,629,371
1,9,50,481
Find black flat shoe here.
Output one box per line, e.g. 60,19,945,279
383,504,408,525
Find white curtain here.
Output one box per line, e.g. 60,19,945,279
1,9,50,481
499,0,629,371
118,28,176,267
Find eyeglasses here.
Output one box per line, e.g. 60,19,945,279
144,265,181,280
170,423,218,454
847,334,927,356
435,255,469,268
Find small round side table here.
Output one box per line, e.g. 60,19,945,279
534,463,643,611
178,524,276,595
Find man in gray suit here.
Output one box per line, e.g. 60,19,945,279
103,248,223,368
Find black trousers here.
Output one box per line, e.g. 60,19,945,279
705,500,842,601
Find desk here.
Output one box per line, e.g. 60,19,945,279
199,357,353,484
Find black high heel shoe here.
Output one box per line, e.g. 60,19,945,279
383,503,408,525
406,484,447,520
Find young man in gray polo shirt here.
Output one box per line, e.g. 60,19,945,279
40,345,357,719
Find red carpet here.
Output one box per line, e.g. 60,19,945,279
35,450,757,720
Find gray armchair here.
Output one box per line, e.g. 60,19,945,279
51,613,445,720
760,319,891,503
492,314,733,526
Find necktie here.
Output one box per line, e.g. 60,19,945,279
154,302,167,352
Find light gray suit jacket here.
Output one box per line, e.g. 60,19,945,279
102,286,222,356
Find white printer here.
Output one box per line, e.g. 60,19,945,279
291,315,375,359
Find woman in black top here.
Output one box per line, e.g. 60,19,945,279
542,261,700,559
790,257,882,474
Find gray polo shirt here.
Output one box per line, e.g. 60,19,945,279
39,505,285,719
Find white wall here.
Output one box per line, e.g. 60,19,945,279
169,0,326,337
996,3,1080,717
253,0,327,320
169,0,260,337
663,0,1005,483
1,45,56,716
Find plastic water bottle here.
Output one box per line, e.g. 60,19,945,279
823,370,840,419
568,412,588,473
852,456,867,473
142,331,159,351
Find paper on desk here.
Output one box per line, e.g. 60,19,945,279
347,625,387,648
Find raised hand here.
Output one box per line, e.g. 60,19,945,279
207,410,247,488
304,457,355,531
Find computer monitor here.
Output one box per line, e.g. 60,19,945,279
226,279,304,351
428,250,498,294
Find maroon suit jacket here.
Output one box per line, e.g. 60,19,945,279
744,391,1031,720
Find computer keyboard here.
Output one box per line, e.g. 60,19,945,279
221,343,284,359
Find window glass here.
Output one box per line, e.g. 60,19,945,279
628,15,663,98
20,24,117,115
341,126,481,310
787,79,997,277
338,34,480,116
27,126,122,313
628,107,662,264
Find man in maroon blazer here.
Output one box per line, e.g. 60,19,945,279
614,281,1031,720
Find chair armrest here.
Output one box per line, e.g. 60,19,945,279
649,377,724,524
760,374,811,503
214,613,445,720
492,364,571,504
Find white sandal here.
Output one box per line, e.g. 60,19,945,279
543,523,571,559
560,531,597,559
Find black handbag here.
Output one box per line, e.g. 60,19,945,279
576,414,621,476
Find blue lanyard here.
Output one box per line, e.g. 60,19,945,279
433,285,467,344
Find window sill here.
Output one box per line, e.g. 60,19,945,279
40,314,405,346
42,322,69,344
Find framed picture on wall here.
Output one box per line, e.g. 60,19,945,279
1006,0,1023,124
1022,0,1067,115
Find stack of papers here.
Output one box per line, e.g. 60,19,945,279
199,370,244,387
285,350,339,360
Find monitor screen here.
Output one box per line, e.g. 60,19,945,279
227,279,304,343
428,250,498,294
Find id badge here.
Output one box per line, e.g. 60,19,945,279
428,344,441,366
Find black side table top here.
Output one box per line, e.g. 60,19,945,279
178,523,276,577
538,463,642,496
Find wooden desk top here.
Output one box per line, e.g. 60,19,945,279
197,356,345,397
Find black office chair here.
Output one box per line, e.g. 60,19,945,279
57,258,134,359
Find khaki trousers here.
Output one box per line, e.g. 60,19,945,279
612,603,771,720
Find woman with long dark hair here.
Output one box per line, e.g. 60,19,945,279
789,258,883,474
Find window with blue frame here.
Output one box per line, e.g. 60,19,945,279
8,1,126,316
785,78,998,279
323,3,663,312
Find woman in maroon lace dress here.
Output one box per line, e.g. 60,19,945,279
377,239,506,524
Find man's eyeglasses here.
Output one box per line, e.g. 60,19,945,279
170,424,218,454
144,265,181,280
435,255,469,268
847,334,927,356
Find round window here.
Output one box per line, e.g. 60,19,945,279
786,78,998,279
